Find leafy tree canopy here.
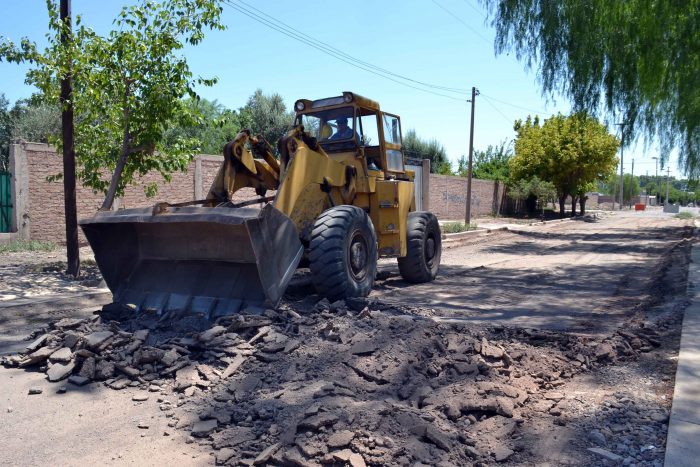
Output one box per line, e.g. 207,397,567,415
0,0,225,208
599,173,641,204
403,129,452,174
509,112,619,213
457,140,513,181
240,89,294,148
486,0,700,176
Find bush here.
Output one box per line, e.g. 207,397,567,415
675,212,694,219
441,222,478,233
0,240,56,254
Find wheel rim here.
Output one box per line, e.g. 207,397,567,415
348,230,369,281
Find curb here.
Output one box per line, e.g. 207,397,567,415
664,232,700,466
442,227,507,249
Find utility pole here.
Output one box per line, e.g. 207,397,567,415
60,0,80,277
630,158,634,208
665,167,671,208
652,156,659,206
616,122,626,210
464,87,479,225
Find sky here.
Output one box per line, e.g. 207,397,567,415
0,0,682,180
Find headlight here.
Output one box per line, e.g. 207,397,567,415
343,92,353,103
295,101,305,111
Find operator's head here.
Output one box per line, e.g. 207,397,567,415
337,116,348,127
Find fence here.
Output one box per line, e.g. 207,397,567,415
0,171,11,233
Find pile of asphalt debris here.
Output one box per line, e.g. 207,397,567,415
2,296,672,466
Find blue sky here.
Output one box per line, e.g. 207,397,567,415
0,0,681,179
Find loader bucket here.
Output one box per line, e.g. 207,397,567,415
79,204,303,318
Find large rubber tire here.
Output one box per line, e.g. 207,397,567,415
309,205,378,300
398,211,442,283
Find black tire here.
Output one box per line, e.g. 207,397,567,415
309,205,378,300
398,211,442,283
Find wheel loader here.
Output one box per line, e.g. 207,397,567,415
80,92,442,319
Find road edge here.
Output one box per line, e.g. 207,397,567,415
665,235,700,467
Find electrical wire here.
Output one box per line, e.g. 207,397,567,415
429,0,491,44
462,0,489,20
234,0,472,94
479,92,549,115
222,0,469,101
480,94,515,125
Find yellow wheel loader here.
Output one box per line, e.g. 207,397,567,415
80,92,442,318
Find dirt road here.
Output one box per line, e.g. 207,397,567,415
0,211,693,466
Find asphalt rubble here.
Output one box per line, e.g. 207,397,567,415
2,290,681,467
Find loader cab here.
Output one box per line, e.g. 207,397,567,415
294,92,406,175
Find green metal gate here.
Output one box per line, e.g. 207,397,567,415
0,171,11,233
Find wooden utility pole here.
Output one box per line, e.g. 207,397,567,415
465,87,478,225
616,122,626,210
630,158,634,208
60,0,80,277
665,167,671,207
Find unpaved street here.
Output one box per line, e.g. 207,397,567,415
0,211,693,466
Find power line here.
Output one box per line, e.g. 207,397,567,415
223,0,469,101
235,0,472,94
461,0,488,20
480,95,514,125
479,92,550,115
429,0,491,44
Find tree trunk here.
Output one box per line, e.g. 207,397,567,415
101,125,130,211
558,195,567,218
571,196,577,217
579,195,587,215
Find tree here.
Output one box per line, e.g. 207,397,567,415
509,113,619,217
508,175,556,216
486,1,700,176
0,0,225,209
458,140,513,180
403,129,452,174
600,173,640,205
240,89,294,149
163,97,245,155
10,99,61,145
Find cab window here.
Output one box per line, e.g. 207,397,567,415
383,114,402,145
296,107,357,142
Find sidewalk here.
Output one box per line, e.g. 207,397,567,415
665,240,700,466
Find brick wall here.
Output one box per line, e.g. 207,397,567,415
19,143,204,244
428,174,505,220
13,143,504,242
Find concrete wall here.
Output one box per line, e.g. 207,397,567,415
10,142,501,242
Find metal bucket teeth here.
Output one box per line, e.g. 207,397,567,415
80,204,303,318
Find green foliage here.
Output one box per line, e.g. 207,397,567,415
403,129,452,174
0,239,56,254
10,99,61,144
457,140,513,180
676,212,694,219
487,0,700,176
241,89,294,148
163,97,244,155
0,0,225,208
441,222,478,233
599,173,640,204
509,113,619,204
508,175,556,214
